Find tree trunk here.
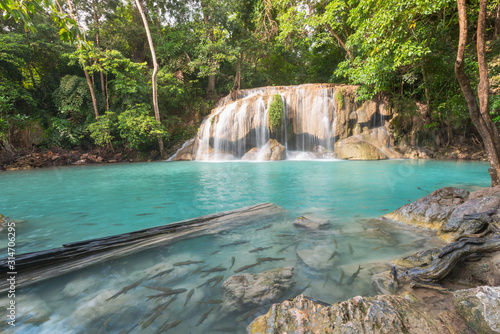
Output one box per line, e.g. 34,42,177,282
495,4,500,38
66,0,100,119
325,24,352,60
231,54,242,92
91,0,106,101
135,0,163,157
202,1,216,96
455,0,500,186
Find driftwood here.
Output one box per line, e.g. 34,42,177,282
0,203,285,293
400,234,500,283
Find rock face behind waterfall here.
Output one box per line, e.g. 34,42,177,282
168,84,401,161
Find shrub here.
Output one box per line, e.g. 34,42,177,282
268,93,284,131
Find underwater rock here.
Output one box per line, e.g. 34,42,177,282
335,138,388,160
383,187,469,234
296,245,338,270
248,293,443,334
222,266,295,312
62,275,100,298
453,286,500,334
241,139,286,161
293,216,330,229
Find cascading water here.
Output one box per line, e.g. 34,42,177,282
194,84,338,161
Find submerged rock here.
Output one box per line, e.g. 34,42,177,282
248,293,443,334
296,245,339,271
293,216,331,229
453,286,500,334
222,266,295,312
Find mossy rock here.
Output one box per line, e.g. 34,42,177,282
337,140,388,160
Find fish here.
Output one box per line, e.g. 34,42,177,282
152,206,166,208
278,244,292,253
333,239,338,249
295,282,311,296
256,224,272,231
346,265,363,285
190,264,208,276
212,275,224,288
196,299,222,304
136,213,154,216
328,251,338,261
106,278,144,301
323,272,330,288
98,316,112,334
354,214,361,217
237,308,259,322
249,246,273,253
150,268,174,280
210,250,220,255
338,228,343,233
220,240,249,248
197,276,220,288
155,320,182,334
257,257,285,263
201,267,227,277
173,260,205,266
276,234,293,237
372,246,382,251
146,286,186,293
142,296,177,329
360,205,368,208
146,288,187,300
234,262,260,273
381,209,389,211
337,269,345,286
184,289,194,307
79,223,97,226
196,307,215,326
348,243,354,255
229,257,235,269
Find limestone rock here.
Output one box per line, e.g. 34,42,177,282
169,139,195,161
453,286,500,333
336,138,388,160
242,139,286,161
222,266,295,312
248,293,443,334
293,216,330,229
382,187,469,233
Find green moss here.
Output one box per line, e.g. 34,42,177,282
335,89,344,109
268,94,284,131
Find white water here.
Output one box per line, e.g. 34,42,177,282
194,84,338,161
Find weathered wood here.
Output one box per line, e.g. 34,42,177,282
400,234,500,282
0,203,285,292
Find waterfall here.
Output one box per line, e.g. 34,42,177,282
194,84,339,161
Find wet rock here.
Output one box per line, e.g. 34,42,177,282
453,286,500,333
222,266,295,312
372,270,399,295
383,187,469,233
336,138,388,160
242,139,286,161
248,293,443,334
169,139,195,161
447,252,500,287
293,216,330,229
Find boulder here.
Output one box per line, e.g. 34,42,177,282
241,139,286,161
248,293,443,334
382,187,469,234
169,139,195,161
221,266,295,312
336,138,388,160
453,286,500,333
293,216,330,229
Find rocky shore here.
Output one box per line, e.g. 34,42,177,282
248,186,500,333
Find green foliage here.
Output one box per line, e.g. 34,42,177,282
44,117,85,148
335,90,344,109
117,104,167,150
87,112,116,148
268,94,284,131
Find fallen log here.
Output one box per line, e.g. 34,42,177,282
0,202,285,292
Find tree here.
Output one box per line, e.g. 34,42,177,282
455,0,500,186
134,0,164,156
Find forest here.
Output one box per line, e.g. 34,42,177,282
1,0,499,162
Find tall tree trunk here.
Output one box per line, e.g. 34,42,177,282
91,0,106,102
202,1,216,96
495,4,500,38
455,0,500,186
325,24,352,60
231,53,242,92
66,0,100,119
135,0,164,157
